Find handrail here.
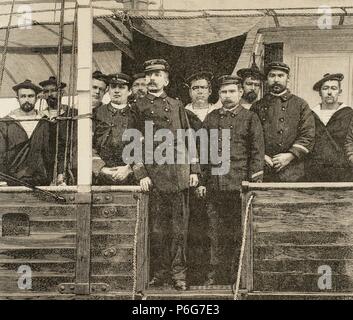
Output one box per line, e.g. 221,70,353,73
242,181,353,190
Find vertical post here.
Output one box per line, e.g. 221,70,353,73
75,0,92,295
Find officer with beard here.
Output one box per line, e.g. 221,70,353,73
250,62,315,182
0,80,52,186
237,57,265,109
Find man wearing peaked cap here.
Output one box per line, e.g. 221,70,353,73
132,58,200,291
143,58,170,73
250,61,315,182
237,55,265,109
197,73,264,285
131,73,147,99
0,79,53,186
93,71,139,186
307,73,353,182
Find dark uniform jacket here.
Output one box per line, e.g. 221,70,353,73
93,102,139,168
0,117,52,186
251,90,315,182
306,106,353,182
201,106,265,191
132,92,200,193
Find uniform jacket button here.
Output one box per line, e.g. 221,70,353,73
164,108,169,112
150,100,154,104
151,110,154,114
230,125,233,129
279,118,284,122
262,118,266,121
231,114,235,117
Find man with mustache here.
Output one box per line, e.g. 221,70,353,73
0,80,52,186
131,73,147,99
39,76,78,185
198,75,264,285
93,73,138,185
250,62,315,182
237,58,265,109
306,73,353,181
132,59,200,291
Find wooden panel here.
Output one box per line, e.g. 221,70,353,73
254,273,353,292
0,261,75,273
0,271,74,293
91,262,132,275
91,275,132,292
91,219,135,234
0,206,77,220
0,248,75,261
0,234,75,249
91,205,137,220
91,234,134,249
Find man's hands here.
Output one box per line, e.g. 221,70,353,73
140,177,152,192
196,186,206,198
57,174,67,186
272,153,295,172
0,181,8,187
100,165,132,183
189,174,199,188
264,155,274,168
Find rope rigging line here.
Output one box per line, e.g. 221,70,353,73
233,193,254,300
0,0,16,93
63,2,78,185
52,0,66,186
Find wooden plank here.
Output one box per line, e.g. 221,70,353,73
0,248,75,261
253,272,353,292
254,259,353,274
252,189,353,205
0,234,75,248
75,203,91,295
0,261,75,274
91,245,133,263
255,231,353,245
253,205,353,232
91,205,137,220
91,234,134,247
0,272,74,293
91,262,132,275
4,220,77,234
0,206,77,220
90,275,132,292
0,191,76,206
92,192,138,206
254,244,353,260
91,219,136,234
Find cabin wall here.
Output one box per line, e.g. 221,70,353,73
261,27,353,108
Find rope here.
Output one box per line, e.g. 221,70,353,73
0,0,15,93
233,194,254,300
63,3,78,184
132,194,141,300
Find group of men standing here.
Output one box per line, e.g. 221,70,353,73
1,56,353,290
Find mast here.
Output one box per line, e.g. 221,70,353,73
75,0,92,295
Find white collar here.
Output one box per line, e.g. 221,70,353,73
110,102,127,110
270,89,288,97
149,91,164,97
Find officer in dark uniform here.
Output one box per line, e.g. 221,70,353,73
93,73,138,185
199,75,264,285
132,59,200,290
250,62,315,182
